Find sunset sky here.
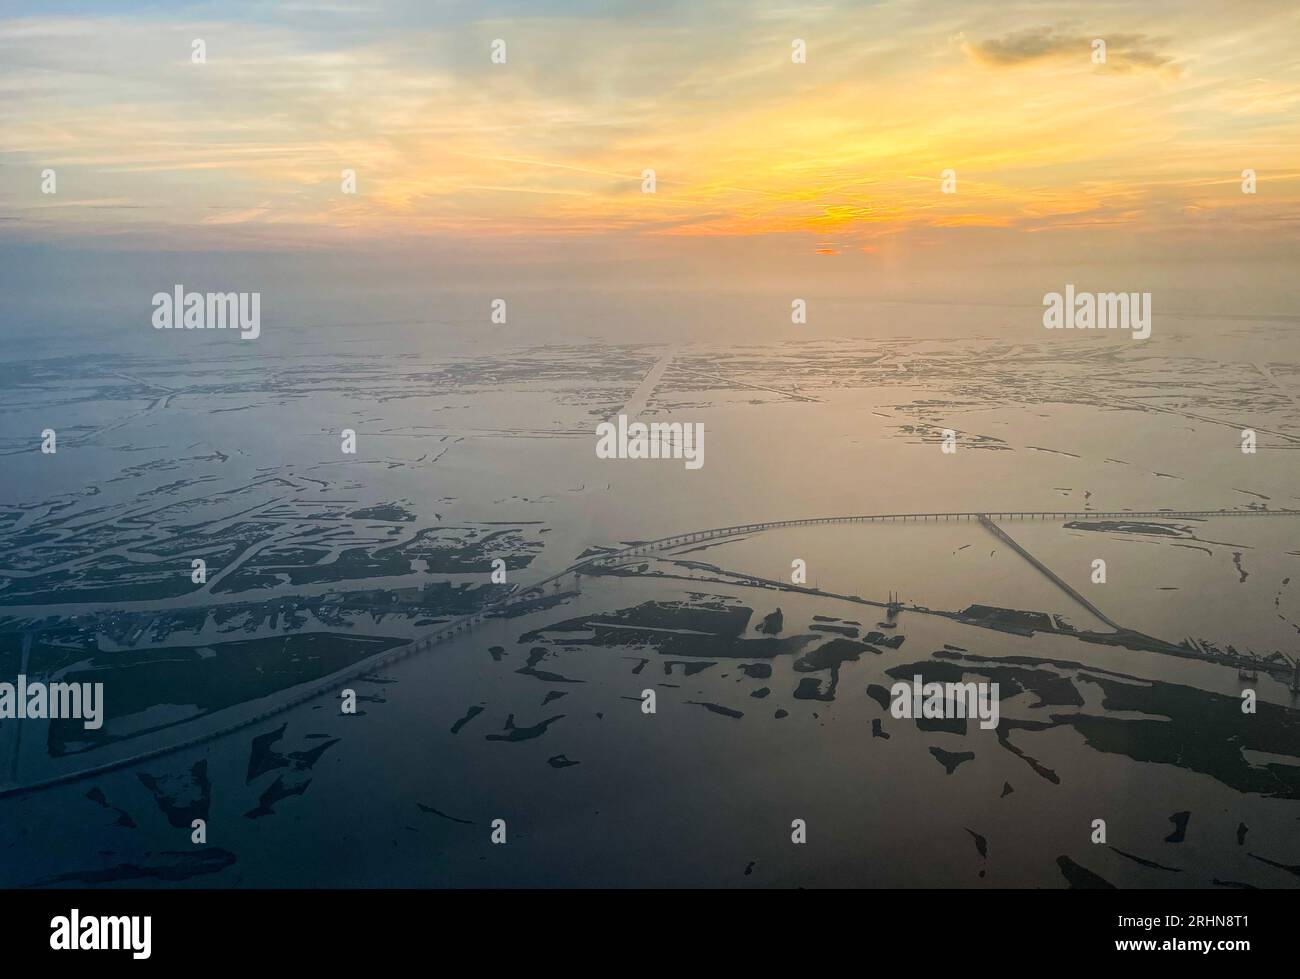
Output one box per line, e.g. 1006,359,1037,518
3,0,1298,263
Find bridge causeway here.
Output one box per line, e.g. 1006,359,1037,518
976,515,1121,630
595,509,1296,560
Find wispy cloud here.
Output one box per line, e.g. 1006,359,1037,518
962,27,1177,75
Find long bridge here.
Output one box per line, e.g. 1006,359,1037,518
976,514,1121,630
2,507,1294,799
563,508,1296,567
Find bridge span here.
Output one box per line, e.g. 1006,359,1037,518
578,508,1298,564
976,514,1121,630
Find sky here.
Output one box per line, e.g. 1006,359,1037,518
1,0,1298,334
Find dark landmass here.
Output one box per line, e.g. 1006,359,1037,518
33,848,236,885
486,713,565,742
1056,856,1115,889
686,700,744,719
930,747,975,774
450,705,485,734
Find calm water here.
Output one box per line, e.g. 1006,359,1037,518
1,313,1298,887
